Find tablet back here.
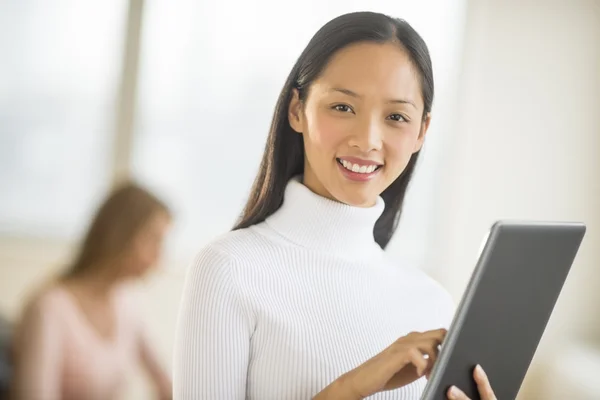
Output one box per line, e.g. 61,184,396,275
421,220,586,400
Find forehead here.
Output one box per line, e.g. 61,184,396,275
313,42,423,107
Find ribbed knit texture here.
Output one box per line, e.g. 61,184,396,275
173,178,455,399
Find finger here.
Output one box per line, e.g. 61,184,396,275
376,344,422,380
418,334,444,360
402,328,447,343
474,365,497,400
406,347,429,376
422,351,437,379
431,327,448,337
424,356,436,380
447,385,470,400
424,337,442,361
417,342,440,378
388,329,447,377
420,328,448,343
408,335,443,362
424,329,447,349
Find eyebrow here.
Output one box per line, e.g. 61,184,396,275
329,87,417,109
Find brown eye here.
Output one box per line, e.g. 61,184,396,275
388,113,407,122
332,104,354,113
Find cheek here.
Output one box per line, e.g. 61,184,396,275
131,240,159,267
142,242,160,263
305,112,348,154
384,128,422,170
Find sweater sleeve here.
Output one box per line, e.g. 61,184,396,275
172,245,253,400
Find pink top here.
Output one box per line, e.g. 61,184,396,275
12,285,146,400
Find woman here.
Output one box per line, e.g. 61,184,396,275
173,11,497,400
11,182,173,400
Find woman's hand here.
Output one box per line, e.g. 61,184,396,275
447,365,497,400
314,328,447,400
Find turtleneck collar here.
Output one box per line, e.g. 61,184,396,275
264,177,385,260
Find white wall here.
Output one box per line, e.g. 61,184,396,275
427,0,600,398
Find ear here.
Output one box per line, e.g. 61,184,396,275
413,112,431,153
288,88,304,134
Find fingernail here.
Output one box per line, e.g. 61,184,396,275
475,364,485,378
449,386,459,399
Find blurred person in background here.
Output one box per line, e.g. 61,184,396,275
10,182,173,400
0,314,12,399
173,11,496,400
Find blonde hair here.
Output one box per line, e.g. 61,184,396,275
63,182,170,278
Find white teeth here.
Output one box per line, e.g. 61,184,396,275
340,159,380,174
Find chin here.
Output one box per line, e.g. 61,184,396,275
332,187,379,208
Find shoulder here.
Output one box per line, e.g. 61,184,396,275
18,283,69,328
190,225,277,269
179,229,258,326
26,284,68,313
184,228,259,283
182,226,286,306
12,285,67,358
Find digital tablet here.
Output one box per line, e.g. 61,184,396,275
421,220,586,400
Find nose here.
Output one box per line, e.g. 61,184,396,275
348,116,383,152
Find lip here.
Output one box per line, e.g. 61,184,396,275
337,156,383,166
336,158,382,182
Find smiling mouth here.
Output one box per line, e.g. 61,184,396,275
336,158,383,174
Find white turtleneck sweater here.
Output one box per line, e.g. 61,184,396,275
173,178,455,400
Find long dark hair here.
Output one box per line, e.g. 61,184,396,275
233,11,434,249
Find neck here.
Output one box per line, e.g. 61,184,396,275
265,177,385,261
63,264,122,299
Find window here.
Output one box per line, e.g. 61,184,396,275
0,1,128,239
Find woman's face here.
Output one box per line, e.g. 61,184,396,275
288,41,430,207
123,211,171,277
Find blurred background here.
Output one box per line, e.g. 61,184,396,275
0,0,598,398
